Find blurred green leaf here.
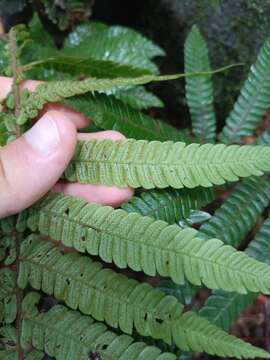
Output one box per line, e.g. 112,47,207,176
64,93,193,142
115,85,164,109
64,22,165,73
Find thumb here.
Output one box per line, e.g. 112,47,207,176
0,110,77,218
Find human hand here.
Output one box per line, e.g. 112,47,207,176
0,76,133,219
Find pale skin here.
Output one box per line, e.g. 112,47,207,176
0,76,134,218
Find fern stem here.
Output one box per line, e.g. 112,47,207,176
8,27,24,360
15,232,24,360
8,28,21,137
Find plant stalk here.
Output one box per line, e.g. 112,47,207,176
8,27,24,360
8,28,21,137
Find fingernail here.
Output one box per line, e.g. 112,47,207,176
24,113,60,156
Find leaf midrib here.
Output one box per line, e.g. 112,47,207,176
33,207,270,285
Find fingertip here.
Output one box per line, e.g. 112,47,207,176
43,103,91,129
0,77,43,101
0,109,78,216
0,76,12,100
53,182,134,208
78,130,126,141
47,110,77,149
106,186,134,207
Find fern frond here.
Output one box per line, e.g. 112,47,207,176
0,327,43,360
0,235,16,265
156,279,198,305
63,94,193,143
14,75,143,123
0,325,16,343
0,268,16,324
19,236,270,357
25,351,45,360
220,38,270,144
64,22,165,73
18,68,239,125
21,304,177,360
64,139,270,189
246,216,270,263
185,25,216,142
0,325,17,358
114,86,164,110
0,216,17,234
19,237,270,357
17,74,168,124
200,215,270,331
121,187,215,224
25,192,270,294
199,176,270,247
0,327,19,360
199,290,255,332
26,55,152,79
256,130,270,145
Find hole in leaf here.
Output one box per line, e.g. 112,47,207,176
155,317,164,324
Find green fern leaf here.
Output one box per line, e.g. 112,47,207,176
0,216,17,234
121,186,212,308
25,350,45,360
26,55,152,79
256,131,270,145
0,268,17,324
199,176,270,247
200,215,270,331
114,86,164,110
246,216,270,263
0,350,18,360
0,325,16,343
0,333,44,360
0,326,20,360
18,236,268,356
0,235,16,265
25,192,270,294
24,20,163,81
18,68,238,125
63,94,193,143
156,279,198,305
17,74,175,124
21,304,176,360
64,22,165,74
185,25,216,142
19,235,270,357
199,290,255,332
220,38,270,144
121,188,215,224
179,210,211,228
64,139,270,189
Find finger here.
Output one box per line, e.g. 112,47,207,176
0,76,90,129
78,130,127,141
0,110,77,218
54,182,134,208
54,130,134,207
